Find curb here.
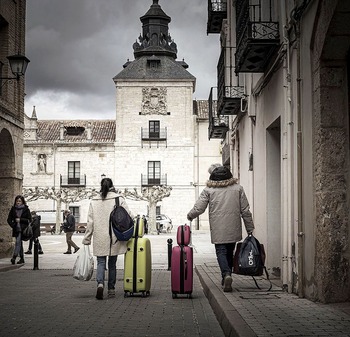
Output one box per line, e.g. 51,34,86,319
195,265,256,337
0,264,22,272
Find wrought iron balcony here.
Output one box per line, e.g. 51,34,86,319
235,0,279,73
208,87,229,140
217,48,245,115
141,127,167,148
207,0,227,34
60,175,86,187
141,174,167,187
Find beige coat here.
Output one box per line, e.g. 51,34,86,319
82,191,135,256
187,178,254,244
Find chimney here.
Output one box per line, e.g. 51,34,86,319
86,122,92,140
60,122,65,140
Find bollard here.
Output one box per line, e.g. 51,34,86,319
33,238,39,270
167,238,173,271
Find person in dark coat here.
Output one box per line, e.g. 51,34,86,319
7,195,32,265
187,164,254,292
25,211,44,255
63,210,80,254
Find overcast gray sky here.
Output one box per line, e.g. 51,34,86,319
24,0,219,120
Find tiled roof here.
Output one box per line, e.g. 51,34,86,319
32,120,115,143
114,55,196,81
193,100,217,120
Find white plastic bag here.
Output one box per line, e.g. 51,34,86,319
73,245,94,281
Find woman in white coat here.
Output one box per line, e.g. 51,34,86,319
82,178,134,300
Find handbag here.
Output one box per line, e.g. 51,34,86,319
22,224,33,241
73,245,94,281
233,235,272,291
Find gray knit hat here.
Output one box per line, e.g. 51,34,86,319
208,163,222,174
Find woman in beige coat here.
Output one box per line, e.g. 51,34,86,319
83,178,134,300
187,164,254,292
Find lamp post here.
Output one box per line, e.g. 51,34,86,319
1,54,30,86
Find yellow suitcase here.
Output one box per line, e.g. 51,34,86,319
124,216,152,297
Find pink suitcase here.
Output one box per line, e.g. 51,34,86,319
171,245,193,298
176,224,191,246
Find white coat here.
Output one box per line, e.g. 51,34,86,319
82,191,135,256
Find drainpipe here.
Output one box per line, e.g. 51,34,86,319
295,20,305,298
281,0,295,293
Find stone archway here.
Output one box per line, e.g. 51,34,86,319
311,0,350,303
0,128,16,257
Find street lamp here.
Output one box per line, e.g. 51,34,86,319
1,54,30,83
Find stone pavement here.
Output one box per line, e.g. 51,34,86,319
1,230,350,337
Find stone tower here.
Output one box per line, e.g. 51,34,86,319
112,0,198,225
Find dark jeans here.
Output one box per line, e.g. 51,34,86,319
28,238,42,252
13,232,24,258
214,243,236,280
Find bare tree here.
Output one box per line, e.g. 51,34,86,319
23,187,99,234
120,185,172,234
23,185,172,235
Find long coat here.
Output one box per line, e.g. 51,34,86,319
31,214,41,238
7,205,32,238
187,177,254,244
82,191,135,256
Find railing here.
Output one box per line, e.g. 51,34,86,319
207,0,227,34
141,127,167,140
217,47,245,115
60,175,86,187
208,87,229,139
235,0,279,73
141,174,167,187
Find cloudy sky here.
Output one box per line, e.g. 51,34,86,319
24,0,220,120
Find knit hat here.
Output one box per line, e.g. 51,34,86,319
208,163,222,174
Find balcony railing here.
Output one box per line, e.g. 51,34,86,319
141,127,167,148
60,175,86,187
217,48,245,115
208,87,229,140
235,0,279,73
207,0,227,34
141,174,167,187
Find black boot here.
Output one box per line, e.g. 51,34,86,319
17,258,24,264
11,256,16,265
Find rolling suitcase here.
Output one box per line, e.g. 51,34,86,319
176,224,191,246
124,216,152,297
171,244,193,298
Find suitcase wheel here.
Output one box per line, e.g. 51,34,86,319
141,291,150,297
172,293,177,299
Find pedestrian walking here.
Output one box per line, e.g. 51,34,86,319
187,164,254,292
143,215,148,234
7,195,32,265
82,177,135,300
62,210,80,254
25,211,44,255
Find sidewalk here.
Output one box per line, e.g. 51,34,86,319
1,231,350,337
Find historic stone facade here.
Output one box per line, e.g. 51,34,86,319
23,1,222,232
0,0,28,257
208,0,350,303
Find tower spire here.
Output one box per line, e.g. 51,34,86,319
132,0,177,59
